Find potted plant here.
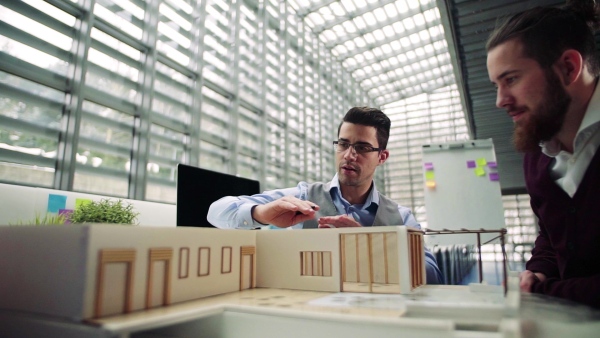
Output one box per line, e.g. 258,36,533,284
68,199,139,225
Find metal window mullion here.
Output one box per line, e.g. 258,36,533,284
0,149,56,168
93,17,148,53
86,63,139,91
128,0,160,200
0,21,72,63
44,0,85,17
156,54,195,79
89,39,142,70
296,13,308,182
226,0,243,175
281,2,290,186
146,131,184,149
78,136,131,158
81,110,132,134
152,90,189,113
256,0,268,189
0,53,69,92
0,82,63,113
156,34,194,59
54,0,95,191
313,37,323,180
149,112,188,135
325,44,335,178
147,154,179,168
74,163,129,180
0,115,60,140
146,175,177,187
2,0,76,37
154,71,192,95
82,86,137,116
95,0,145,32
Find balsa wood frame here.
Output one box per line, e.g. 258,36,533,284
94,249,136,319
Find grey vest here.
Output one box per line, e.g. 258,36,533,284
302,182,404,229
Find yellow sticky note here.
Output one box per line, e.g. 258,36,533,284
475,167,486,176
76,198,92,209
425,171,435,180
426,181,436,189
476,158,487,166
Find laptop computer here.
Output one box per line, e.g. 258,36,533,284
176,164,261,227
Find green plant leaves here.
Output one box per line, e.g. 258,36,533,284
68,199,139,225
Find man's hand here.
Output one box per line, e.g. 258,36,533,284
252,196,318,228
519,270,546,292
318,215,361,228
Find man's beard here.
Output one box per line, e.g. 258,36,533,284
513,70,571,152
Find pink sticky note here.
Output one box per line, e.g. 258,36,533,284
488,161,497,168
489,172,500,181
424,162,434,171
467,160,476,168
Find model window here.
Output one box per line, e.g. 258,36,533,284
198,247,210,277
221,246,232,274
179,247,190,279
300,251,332,277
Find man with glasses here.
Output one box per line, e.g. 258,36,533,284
208,106,443,284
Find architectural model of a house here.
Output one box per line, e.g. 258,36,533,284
0,225,425,321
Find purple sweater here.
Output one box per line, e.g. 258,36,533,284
524,148,600,308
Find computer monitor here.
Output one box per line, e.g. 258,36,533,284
176,164,261,227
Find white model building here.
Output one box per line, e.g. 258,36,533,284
0,224,425,321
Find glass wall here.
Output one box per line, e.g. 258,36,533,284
0,0,369,203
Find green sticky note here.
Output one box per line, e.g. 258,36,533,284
76,198,92,209
476,158,487,166
425,171,435,180
475,167,486,176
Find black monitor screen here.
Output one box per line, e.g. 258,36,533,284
176,164,261,227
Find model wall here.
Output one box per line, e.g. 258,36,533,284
82,226,256,319
0,226,90,321
256,228,345,292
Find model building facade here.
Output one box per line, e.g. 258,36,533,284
0,225,425,320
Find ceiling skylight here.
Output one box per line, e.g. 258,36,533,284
289,0,455,106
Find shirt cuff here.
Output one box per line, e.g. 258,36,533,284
239,204,264,228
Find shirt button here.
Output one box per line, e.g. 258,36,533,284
243,220,248,225
569,206,577,214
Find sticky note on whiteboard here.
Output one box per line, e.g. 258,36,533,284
425,171,435,180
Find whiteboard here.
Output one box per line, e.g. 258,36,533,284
421,139,505,246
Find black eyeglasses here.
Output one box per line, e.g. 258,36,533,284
333,141,382,154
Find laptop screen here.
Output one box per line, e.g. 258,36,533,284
176,164,261,227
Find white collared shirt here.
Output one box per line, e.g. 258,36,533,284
541,82,600,197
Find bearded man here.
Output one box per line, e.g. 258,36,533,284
486,0,600,308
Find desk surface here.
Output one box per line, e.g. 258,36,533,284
2,285,599,338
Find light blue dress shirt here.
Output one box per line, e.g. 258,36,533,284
207,175,445,284
207,174,419,230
